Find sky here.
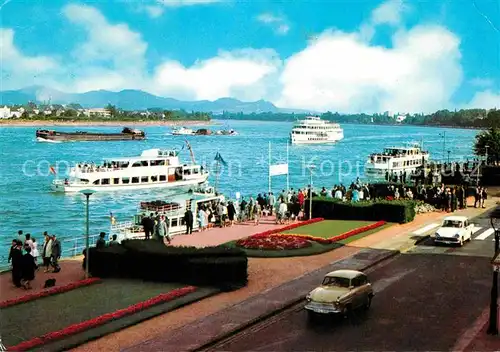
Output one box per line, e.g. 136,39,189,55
0,0,499,113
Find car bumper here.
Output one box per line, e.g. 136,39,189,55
434,237,460,244
304,302,342,314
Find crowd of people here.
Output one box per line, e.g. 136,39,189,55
8,231,61,289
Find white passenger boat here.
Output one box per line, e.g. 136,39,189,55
110,187,224,240
364,143,430,179
290,116,344,145
172,127,194,135
52,144,209,193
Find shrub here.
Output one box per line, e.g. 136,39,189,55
88,241,247,290
310,198,416,223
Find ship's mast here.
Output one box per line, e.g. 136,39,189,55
185,139,196,164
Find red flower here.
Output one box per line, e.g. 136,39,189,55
8,286,197,351
0,278,101,309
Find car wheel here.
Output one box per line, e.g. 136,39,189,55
364,295,372,310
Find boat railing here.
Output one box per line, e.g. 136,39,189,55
0,233,102,273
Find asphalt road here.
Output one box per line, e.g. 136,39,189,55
210,249,495,351
408,208,499,258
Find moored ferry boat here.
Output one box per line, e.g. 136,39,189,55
110,187,224,240
52,146,209,193
36,127,146,142
290,116,344,145
364,143,430,179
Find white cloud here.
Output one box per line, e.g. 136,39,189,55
0,28,60,90
359,0,405,42
372,0,404,25
156,0,222,7
277,24,462,113
465,90,500,109
257,13,290,35
152,49,281,101
61,4,148,92
144,5,165,18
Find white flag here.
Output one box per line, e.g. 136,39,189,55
270,163,288,176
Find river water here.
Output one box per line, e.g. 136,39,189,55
0,120,478,263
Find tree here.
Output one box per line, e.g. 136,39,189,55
474,127,500,164
105,104,117,118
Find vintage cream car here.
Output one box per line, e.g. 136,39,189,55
305,269,373,316
434,216,473,246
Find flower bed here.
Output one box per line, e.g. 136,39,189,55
0,277,101,309
8,286,197,351
237,234,311,250
236,220,386,250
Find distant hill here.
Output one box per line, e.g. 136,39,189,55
0,86,312,114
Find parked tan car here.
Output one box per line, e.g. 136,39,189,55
305,269,373,316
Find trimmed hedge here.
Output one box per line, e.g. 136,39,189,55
88,240,248,291
309,198,416,223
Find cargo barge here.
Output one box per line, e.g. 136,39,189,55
36,127,146,142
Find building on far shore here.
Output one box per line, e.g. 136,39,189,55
83,108,111,118
0,105,23,119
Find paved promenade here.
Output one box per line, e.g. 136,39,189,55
72,198,499,352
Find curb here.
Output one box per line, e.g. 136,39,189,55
192,249,400,352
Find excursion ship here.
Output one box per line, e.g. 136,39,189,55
36,127,146,142
290,116,344,145
110,187,224,240
52,144,209,193
364,143,430,179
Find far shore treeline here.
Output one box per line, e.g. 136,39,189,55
5,101,500,129
220,108,500,129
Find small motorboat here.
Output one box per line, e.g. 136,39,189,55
172,127,194,135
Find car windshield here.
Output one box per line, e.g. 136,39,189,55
322,276,351,287
442,220,463,228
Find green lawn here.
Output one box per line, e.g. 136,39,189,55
281,220,376,238
225,220,393,258
1,280,211,348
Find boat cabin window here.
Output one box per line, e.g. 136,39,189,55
141,176,149,183
171,218,178,227
93,179,100,185
141,160,148,167
113,178,120,184
132,177,139,184
132,161,142,167
192,168,199,174
151,176,158,182
102,178,110,185
122,177,130,184
80,179,89,184
159,175,167,181
183,169,192,175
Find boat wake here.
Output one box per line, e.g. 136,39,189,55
36,137,62,143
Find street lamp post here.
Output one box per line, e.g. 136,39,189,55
307,165,316,220
80,189,95,279
447,150,451,164
487,207,500,335
485,145,489,165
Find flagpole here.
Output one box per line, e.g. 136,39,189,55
286,142,290,191
268,141,272,194
215,152,220,193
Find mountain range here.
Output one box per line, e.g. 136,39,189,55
0,86,311,114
